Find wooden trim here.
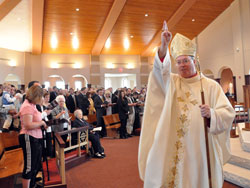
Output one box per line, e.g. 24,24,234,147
32,0,45,54
44,184,67,188
58,127,88,135
0,0,21,21
54,133,66,148
141,0,197,56
91,0,127,55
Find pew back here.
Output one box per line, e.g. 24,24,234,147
103,113,121,138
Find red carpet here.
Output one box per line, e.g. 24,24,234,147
66,136,143,188
65,136,240,188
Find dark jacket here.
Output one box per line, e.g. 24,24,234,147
117,97,129,120
76,93,90,115
111,94,118,114
72,117,92,130
66,94,77,113
94,95,107,120
49,91,57,103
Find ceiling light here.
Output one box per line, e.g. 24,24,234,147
130,35,134,38
127,63,134,69
145,14,148,17
105,38,111,49
123,38,130,50
70,32,74,35
9,60,16,67
17,17,21,21
50,34,58,49
73,62,81,69
72,36,79,49
192,18,195,22
76,8,79,11
51,62,59,69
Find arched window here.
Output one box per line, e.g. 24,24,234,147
56,81,65,89
75,81,82,90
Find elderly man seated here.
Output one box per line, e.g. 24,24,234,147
73,109,105,159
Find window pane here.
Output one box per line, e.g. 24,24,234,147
56,81,65,89
44,81,50,89
75,81,82,90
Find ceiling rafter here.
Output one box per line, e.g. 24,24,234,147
141,0,197,57
0,0,21,21
91,0,127,55
32,0,44,54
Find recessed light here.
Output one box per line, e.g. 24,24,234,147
192,18,195,22
17,17,21,21
72,36,79,49
70,32,74,35
123,38,130,50
145,14,148,17
50,34,58,49
76,8,79,11
105,38,111,49
130,35,134,38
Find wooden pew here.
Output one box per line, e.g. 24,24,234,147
43,127,89,188
0,132,23,188
103,114,121,138
87,114,97,125
1,131,20,150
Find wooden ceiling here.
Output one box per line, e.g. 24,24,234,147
41,0,234,56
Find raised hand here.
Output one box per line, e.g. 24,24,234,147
159,20,172,59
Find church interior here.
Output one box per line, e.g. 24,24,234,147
0,0,250,187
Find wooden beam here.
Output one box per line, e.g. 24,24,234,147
91,0,127,55
32,0,44,54
0,0,21,21
141,0,197,57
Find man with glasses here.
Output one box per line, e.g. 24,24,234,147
138,21,235,188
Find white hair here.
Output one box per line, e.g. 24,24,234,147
74,109,82,118
55,95,65,103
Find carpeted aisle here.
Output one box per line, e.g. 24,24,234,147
66,136,240,188
66,136,143,188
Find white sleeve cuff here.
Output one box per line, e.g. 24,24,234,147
208,108,217,134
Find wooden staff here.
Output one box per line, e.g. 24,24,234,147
196,58,212,188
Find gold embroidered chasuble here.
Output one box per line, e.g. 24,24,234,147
138,51,235,188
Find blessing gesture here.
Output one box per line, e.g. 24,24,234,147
159,20,172,59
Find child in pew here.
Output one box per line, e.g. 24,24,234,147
2,83,22,132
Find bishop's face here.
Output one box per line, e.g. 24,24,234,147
175,55,197,78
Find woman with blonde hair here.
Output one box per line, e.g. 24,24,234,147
104,90,112,115
86,92,96,115
18,85,47,188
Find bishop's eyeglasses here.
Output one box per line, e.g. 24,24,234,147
176,57,193,65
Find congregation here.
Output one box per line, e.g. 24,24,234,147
0,81,146,187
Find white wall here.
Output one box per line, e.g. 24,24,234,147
0,47,25,84
100,54,141,88
197,0,250,102
41,54,91,86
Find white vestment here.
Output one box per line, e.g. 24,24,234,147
138,51,235,188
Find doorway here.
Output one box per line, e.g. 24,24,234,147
104,74,136,91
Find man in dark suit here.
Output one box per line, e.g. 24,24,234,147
112,90,119,114
66,88,77,113
76,87,90,116
132,92,141,134
94,89,107,137
49,86,58,103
